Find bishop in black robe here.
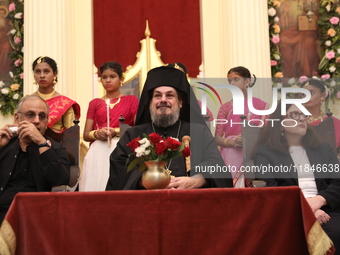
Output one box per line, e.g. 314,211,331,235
106,66,233,190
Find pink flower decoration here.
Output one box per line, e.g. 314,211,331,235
326,51,335,59
299,76,308,83
14,37,21,44
321,74,331,79
337,91,340,99
14,59,22,67
271,60,277,66
271,35,280,44
9,3,15,12
19,72,24,79
330,17,340,25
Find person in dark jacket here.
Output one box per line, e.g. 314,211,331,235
0,95,70,224
254,103,340,253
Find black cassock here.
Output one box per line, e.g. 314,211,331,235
106,120,233,190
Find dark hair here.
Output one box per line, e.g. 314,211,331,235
32,56,58,83
99,61,123,78
32,56,58,74
227,66,256,87
166,63,188,74
302,78,326,96
253,102,321,156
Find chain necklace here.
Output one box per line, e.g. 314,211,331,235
107,97,121,109
152,120,182,171
36,89,55,100
308,111,325,123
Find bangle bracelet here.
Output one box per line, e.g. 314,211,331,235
114,127,120,137
224,139,230,147
88,130,97,140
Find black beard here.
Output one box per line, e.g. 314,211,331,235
150,106,180,128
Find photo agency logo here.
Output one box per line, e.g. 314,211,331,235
198,82,312,128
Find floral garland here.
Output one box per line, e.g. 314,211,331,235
318,0,340,102
268,0,283,79
268,0,340,103
0,0,24,116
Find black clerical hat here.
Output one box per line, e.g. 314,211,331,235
135,66,205,126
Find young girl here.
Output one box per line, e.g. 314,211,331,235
80,61,138,191
215,66,268,187
32,56,80,133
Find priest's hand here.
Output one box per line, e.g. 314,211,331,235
167,174,207,189
314,209,331,225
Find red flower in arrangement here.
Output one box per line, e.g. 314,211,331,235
126,133,191,172
164,137,182,150
182,146,191,158
155,142,167,155
127,137,141,152
148,132,162,144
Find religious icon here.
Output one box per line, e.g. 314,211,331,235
277,0,321,78
0,1,13,83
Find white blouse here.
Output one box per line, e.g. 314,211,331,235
289,146,318,198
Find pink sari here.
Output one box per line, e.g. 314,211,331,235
216,97,267,185
86,95,138,130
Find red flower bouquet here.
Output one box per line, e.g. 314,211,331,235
126,132,191,172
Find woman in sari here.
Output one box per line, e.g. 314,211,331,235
80,61,138,191
302,78,340,158
31,56,80,133
215,66,268,187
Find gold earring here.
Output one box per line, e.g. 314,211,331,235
320,97,325,105
33,81,37,85
53,77,57,85
120,83,123,87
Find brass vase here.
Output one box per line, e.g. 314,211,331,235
142,161,171,190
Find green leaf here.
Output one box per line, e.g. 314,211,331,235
138,163,147,172
319,55,330,70
170,151,182,159
178,142,185,152
127,157,142,172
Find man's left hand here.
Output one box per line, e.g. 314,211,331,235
306,195,327,213
166,175,207,189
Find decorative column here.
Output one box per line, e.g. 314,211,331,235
200,0,272,103
24,0,94,121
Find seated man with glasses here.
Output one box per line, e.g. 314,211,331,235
0,95,70,224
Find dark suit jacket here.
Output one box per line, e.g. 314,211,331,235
0,136,70,195
255,142,340,213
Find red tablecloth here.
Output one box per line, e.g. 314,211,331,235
0,187,334,255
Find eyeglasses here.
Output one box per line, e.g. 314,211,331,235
286,111,310,121
17,111,48,122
